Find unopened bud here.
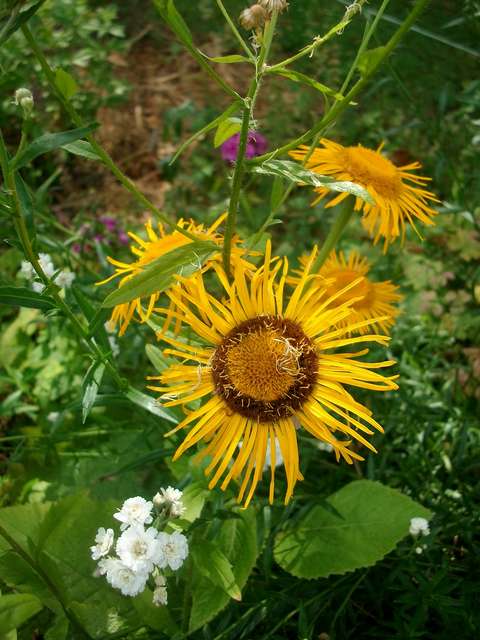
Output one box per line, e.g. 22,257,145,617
259,0,289,14
239,4,267,30
14,88,34,116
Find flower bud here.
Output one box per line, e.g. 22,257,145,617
14,88,34,116
259,0,289,14
239,4,267,30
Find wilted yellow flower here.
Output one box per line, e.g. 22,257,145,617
149,243,398,507
239,4,267,30
290,139,440,251
97,215,250,336
292,250,402,335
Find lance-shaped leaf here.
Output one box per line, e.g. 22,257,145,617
61,140,102,161
54,68,78,100
199,52,251,64
252,159,375,204
102,240,218,308
12,123,98,170
269,68,344,101
0,1,47,47
274,480,432,579
214,117,242,148
0,286,56,311
192,541,242,601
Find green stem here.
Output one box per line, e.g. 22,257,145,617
222,12,278,277
310,197,355,273
20,24,198,243
215,0,255,61
249,0,429,163
0,523,88,636
340,0,391,95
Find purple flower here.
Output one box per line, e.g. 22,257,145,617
100,216,117,232
118,231,130,245
220,131,268,163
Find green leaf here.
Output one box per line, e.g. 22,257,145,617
12,124,98,170
252,159,375,204
270,175,285,211
125,387,177,424
192,541,242,601
54,69,78,100
189,508,258,632
82,361,105,423
132,589,178,635
0,1,47,47
102,240,217,308
213,117,242,148
170,101,241,164
145,344,169,373
0,594,42,634
271,68,344,100
200,53,250,64
45,615,69,640
357,46,388,76
181,482,208,523
274,480,432,579
14,174,36,241
153,0,193,47
61,141,102,161
0,286,56,311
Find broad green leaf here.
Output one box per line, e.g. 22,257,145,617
0,594,42,633
192,541,242,601
12,124,98,170
181,482,208,523
82,361,105,423
125,386,177,424
200,53,250,64
102,240,217,308
214,117,242,148
0,1,47,46
170,101,241,164
61,141,102,161
357,46,388,76
54,69,78,100
45,615,69,640
132,589,178,635
0,286,56,311
270,68,344,100
274,480,432,579
270,175,285,211
252,159,375,204
189,508,258,632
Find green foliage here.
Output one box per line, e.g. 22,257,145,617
274,480,431,579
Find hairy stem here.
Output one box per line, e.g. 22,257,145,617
222,11,278,277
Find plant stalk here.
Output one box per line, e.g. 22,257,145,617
310,197,355,273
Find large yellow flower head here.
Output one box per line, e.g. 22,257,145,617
293,250,402,335
97,214,249,335
148,243,398,507
290,139,440,251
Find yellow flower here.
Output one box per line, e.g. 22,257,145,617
148,243,398,507
292,250,402,335
97,215,249,336
290,139,440,251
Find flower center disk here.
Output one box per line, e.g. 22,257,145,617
211,316,318,422
343,146,402,199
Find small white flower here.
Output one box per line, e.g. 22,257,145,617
20,260,35,279
263,438,283,471
153,486,185,518
102,557,149,597
108,335,120,357
415,546,423,555
90,527,114,561
116,526,158,573
32,281,45,293
114,496,153,531
55,269,75,288
47,411,59,422
38,253,55,278
154,531,188,571
152,574,168,606
445,489,461,500
409,517,430,537
316,441,334,453
104,320,115,334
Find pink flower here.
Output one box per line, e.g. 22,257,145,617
221,131,268,163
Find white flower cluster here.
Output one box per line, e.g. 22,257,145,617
18,252,75,292
91,491,188,604
409,516,430,537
